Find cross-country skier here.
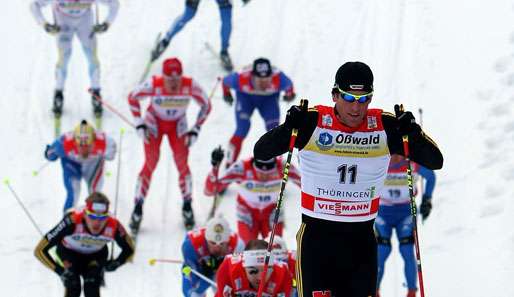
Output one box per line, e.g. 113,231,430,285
375,154,436,297
215,239,292,297
151,0,251,71
267,235,298,297
30,0,120,116
205,147,300,243
45,119,116,212
254,61,443,297
127,57,211,232
222,58,295,168
182,216,244,297
34,192,135,297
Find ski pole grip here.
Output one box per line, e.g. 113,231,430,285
299,99,309,112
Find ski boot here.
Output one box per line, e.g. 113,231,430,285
91,89,103,117
52,90,64,116
129,200,143,236
151,38,170,62
220,50,233,72
182,200,195,230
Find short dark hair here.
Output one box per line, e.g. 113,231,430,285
245,239,268,251
85,192,110,206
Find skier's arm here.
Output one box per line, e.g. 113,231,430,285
103,136,117,160
30,0,52,26
128,79,154,122
45,137,66,161
181,236,201,284
222,73,239,93
34,214,75,274
204,161,245,196
382,112,443,170
278,71,294,94
190,79,212,128
254,108,318,160
98,0,120,24
214,258,232,297
418,165,436,198
113,222,135,264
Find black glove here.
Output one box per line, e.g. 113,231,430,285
151,38,170,62
44,23,60,34
284,104,307,130
211,146,225,167
242,0,251,4
420,197,432,221
59,269,79,287
186,125,201,147
283,92,296,102
394,104,421,136
104,260,122,272
93,22,109,33
136,123,149,140
44,144,52,159
223,92,234,106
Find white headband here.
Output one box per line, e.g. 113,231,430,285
242,249,274,267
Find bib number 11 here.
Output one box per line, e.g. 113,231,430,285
337,164,357,184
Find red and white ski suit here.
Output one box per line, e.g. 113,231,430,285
128,75,211,202
204,157,300,243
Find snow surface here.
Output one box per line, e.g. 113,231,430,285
2,0,513,296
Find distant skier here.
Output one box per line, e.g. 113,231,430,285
182,216,244,297
34,192,135,297
215,239,292,297
151,0,251,71
127,57,211,232
30,0,120,116
222,57,295,168
205,147,300,243
375,154,436,297
45,119,116,212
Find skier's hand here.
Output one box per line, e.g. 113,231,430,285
151,38,170,62
104,259,122,272
136,123,149,141
223,92,234,106
44,22,60,34
394,104,421,136
283,90,296,102
420,197,432,221
59,269,79,287
284,104,307,130
44,144,57,161
241,0,251,5
186,125,201,147
211,146,225,167
93,22,109,34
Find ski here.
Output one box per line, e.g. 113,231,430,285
204,42,234,72
94,113,102,130
54,114,61,137
139,32,162,83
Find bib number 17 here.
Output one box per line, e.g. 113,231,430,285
337,164,357,184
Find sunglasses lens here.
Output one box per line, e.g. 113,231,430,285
341,92,370,103
342,93,356,103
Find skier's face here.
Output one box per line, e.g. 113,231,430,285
78,144,92,158
253,76,272,91
84,214,108,235
164,75,182,91
333,90,371,128
207,241,229,257
245,266,263,289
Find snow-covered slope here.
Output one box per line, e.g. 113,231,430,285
2,0,513,296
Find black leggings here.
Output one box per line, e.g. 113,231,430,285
296,216,377,297
57,245,108,297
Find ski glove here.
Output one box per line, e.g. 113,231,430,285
242,0,251,4
394,104,421,136
211,146,225,167
186,125,201,147
284,104,307,130
420,197,432,221
93,22,109,33
151,38,170,62
44,23,60,34
104,260,122,272
44,144,58,161
136,123,149,141
283,90,296,102
223,92,234,106
59,269,79,287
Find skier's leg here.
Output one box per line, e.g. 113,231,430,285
76,12,100,90
164,2,198,42
227,95,255,167
374,213,393,290
135,130,163,203
61,159,82,212
85,158,105,194
82,247,108,297
256,96,280,131
55,22,74,92
236,202,259,244
263,204,284,239
168,122,192,202
216,0,232,53
56,245,82,297
398,214,417,291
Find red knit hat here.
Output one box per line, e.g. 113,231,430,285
162,57,183,77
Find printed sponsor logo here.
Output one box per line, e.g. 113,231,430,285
349,85,364,90
317,201,370,215
335,133,380,145
315,132,334,150
367,116,377,129
322,114,333,127
47,220,67,241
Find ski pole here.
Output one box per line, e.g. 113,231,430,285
148,258,217,288
32,161,51,177
418,108,426,223
4,179,43,236
207,146,223,220
395,104,426,297
208,77,222,101
88,89,135,128
110,128,125,260
257,99,308,297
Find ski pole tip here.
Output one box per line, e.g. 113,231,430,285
120,128,126,134
106,171,112,177
149,258,156,266
3,178,10,185
32,171,38,176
